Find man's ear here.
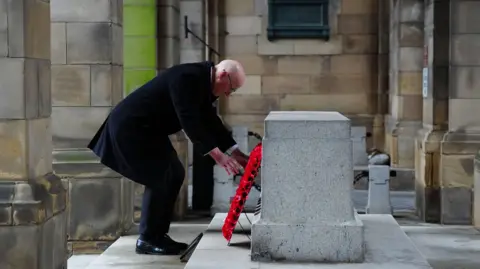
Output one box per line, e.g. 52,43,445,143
218,70,228,79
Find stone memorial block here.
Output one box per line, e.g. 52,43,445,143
251,111,365,263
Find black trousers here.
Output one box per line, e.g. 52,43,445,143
138,145,186,242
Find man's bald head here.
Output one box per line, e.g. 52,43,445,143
213,59,246,96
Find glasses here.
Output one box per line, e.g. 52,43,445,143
225,70,238,93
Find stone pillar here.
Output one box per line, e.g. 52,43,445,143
124,0,157,96
0,0,68,268
251,112,364,263
180,0,206,63
171,132,190,220
414,0,449,223
158,0,180,70
374,0,390,150
439,0,480,224
123,0,159,223
205,0,220,63
386,0,424,168
50,0,134,253
180,0,206,212
157,0,190,219
474,152,480,227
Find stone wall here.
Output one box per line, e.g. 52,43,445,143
439,0,480,224
474,152,480,227
180,0,205,64
158,0,181,70
50,0,134,254
386,0,424,168
218,0,384,150
414,0,449,223
416,0,480,225
0,0,68,268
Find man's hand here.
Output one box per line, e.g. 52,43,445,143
209,147,243,175
230,148,249,168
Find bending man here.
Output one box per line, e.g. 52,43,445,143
87,60,249,255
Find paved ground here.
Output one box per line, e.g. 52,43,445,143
404,225,480,269
69,255,100,269
69,222,480,269
73,224,208,269
69,190,480,269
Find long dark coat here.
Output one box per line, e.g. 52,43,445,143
87,61,236,187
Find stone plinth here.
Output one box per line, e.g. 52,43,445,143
0,179,68,269
185,213,432,269
251,111,365,263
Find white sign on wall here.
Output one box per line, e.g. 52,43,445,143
422,68,428,98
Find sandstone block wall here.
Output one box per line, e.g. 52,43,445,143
50,0,134,254
218,0,384,149
180,0,205,64
386,0,424,168
0,0,68,268
439,0,480,225
415,0,480,225
158,0,181,70
51,0,123,148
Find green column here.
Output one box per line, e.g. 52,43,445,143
124,0,158,96
123,0,159,222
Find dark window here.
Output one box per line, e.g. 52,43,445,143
267,0,330,41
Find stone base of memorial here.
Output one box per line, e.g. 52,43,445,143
250,111,365,263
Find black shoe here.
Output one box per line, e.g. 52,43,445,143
135,235,188,255
162,234,188,251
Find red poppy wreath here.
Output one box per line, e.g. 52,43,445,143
222,143,262,242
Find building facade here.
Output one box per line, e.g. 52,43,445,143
1,0,480,267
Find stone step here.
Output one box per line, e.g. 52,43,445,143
185,213,432,269
68,254,100,269
85,224,208,269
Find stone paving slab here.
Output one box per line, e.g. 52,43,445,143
404,225,480,269
68,255,100,269
185,214,432,269
85,224,208,269
70,216,480,269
